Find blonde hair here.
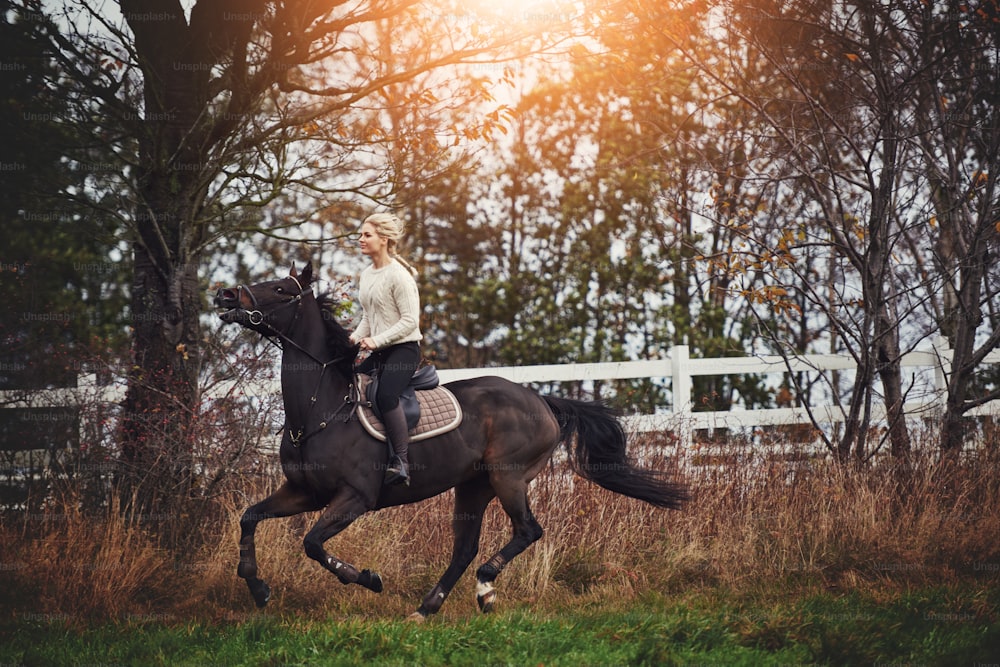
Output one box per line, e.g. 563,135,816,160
364,212,418,276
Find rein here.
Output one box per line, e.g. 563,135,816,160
234,275,358,448
287,382,362,447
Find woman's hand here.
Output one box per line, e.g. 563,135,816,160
358,337,377,352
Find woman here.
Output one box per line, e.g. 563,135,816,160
350,212,422,486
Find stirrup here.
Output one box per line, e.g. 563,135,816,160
385,456,410,486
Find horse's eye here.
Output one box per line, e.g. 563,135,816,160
275,286,285,294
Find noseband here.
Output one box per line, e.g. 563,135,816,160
236,284,264,325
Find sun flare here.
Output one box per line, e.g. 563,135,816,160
458,0,577,29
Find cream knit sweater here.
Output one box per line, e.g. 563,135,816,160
351,259,422,349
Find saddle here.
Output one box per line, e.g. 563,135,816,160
356,365,462,443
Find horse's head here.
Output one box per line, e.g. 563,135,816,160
214,262,315,336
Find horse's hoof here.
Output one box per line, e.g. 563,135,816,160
406,611,427,624
477,594,496,613
248,578,271,608
476,581,496,613
359,569,383,593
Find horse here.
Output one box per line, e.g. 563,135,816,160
214,261,687,620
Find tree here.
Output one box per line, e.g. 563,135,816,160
0,5,132,508
664,0,1000,457
16,0,568,515
0,6,129,394
483,1,774,412
655,0,937,459
908,1,1000,452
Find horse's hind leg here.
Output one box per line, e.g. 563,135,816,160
475,485,543,613
302,490,383,593
411,479,496,621
239,482,323,608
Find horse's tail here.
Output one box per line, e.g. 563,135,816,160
543,395,688,510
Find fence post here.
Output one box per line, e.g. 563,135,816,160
77,373,97,449
932,336,950,416
671,345,693,448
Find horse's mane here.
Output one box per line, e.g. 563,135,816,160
315,291,355,354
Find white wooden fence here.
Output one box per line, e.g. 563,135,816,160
3,342,1000,447
437,343,1000,438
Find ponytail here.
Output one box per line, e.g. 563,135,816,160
392,250,419,277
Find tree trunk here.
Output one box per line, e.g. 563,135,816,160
119,241,202,516
939,245,987,454
117,0,211,521
840,354,873,463
876,300,911,458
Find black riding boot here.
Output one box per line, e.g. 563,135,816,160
382,405,410,486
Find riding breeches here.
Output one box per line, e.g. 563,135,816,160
356,341,420,414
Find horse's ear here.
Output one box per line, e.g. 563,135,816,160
300,261,314,286
289,262,299,278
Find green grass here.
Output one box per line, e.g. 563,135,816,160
2,585,998,666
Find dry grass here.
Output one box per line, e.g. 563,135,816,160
3,435,1000,625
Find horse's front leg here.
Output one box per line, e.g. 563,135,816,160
239,481,323,608
302,491,383,593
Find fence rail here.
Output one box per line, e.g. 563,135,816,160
436,343,1000,437
3,342,1000,447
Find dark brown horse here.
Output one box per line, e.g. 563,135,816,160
214,262,687,620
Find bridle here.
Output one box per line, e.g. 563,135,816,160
234,274,305,329
234,273,360,447
234,273,357,368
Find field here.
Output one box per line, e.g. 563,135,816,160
2,436,1000,665
3,585,998,666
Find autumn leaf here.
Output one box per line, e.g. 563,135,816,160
845,53,860,62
